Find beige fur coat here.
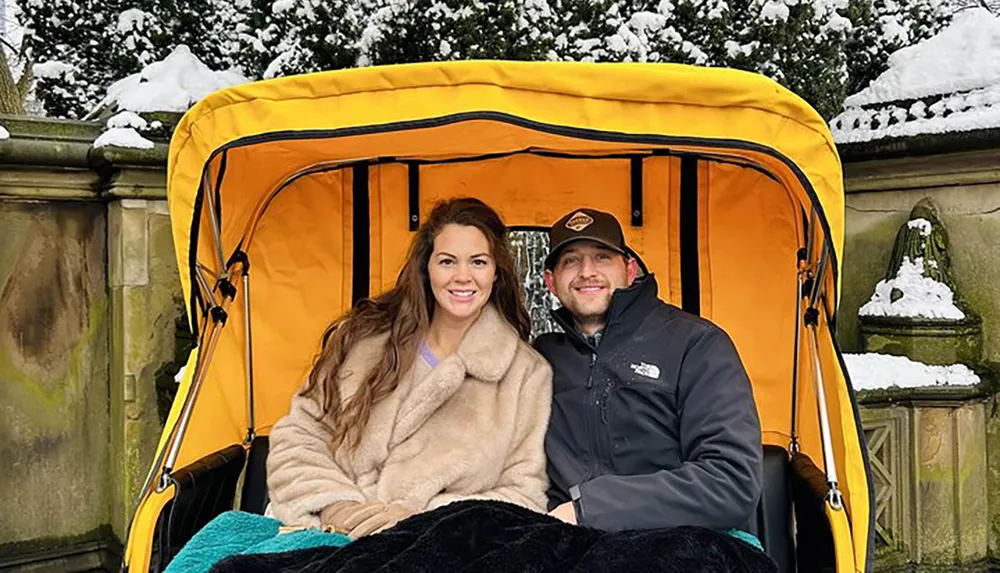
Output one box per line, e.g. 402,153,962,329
266,304,553,528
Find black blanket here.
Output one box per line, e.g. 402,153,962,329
211,501,777,573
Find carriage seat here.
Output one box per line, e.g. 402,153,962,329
239,439,794,571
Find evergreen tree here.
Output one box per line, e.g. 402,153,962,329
21,0,960,120
844,0,955,98
356,0,558,66
22,0,122,118
232,0,360,79
22,0,254,118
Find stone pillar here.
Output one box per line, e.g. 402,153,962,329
861,390,990,570
106,167,188,540
0,165,113,568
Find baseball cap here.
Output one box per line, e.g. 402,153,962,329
545,208,629,269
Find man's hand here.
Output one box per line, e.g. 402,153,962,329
549,502,578,525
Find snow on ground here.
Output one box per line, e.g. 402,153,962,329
102,44,248,113
93,127,154,150
844,353,979,390
831,7,1000,143
0,125,9,140
858,256,964,320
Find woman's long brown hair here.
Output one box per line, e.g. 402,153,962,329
300,197,532,452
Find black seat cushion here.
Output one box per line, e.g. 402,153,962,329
153,444,246,572
240,436,270,514
747,446,795,573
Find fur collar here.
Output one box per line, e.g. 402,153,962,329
454,303,520,383
336,303,522,473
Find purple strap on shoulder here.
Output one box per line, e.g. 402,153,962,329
420,342,439,368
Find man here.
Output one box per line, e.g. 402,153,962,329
535,207,762,532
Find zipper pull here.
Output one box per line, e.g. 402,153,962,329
585,354,596,389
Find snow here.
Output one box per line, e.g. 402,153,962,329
102,44,248,113
117,8,153,33
3,0,25,76
846,8,1000,107
272,0,295,14
844,353,979,390
33,61,74,79
858,256,965,320
760,1,790,23
907,218,932,236
831,96,1000,143
0,125,9,140
93,128,155,150
106,110,148,130
832,8,1000,143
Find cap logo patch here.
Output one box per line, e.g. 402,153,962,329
565,211,594,232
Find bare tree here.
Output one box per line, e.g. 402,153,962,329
0,39,30,114
0,0,30,115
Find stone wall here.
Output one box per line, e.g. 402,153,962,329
0,198,111,564
842,143,1000,571
0,116,175,571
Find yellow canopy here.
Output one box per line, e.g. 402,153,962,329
124,60,872,573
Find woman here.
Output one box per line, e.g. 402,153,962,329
266,197,553,539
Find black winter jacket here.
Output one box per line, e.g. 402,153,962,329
534,275,762,532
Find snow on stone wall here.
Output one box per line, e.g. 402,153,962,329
831,7,1000,143
844,353,979,390
858,256,965,320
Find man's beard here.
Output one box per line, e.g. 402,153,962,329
575,312,606,332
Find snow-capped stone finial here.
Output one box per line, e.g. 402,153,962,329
859,198,966,321
857,197,982,368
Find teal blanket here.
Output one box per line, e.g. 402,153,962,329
163,511,351,573
726,528,763,552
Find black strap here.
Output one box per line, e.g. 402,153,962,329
680,156,700,315
631,156,643,226
214,151,227,228
352,163,370,304
408,163,420,231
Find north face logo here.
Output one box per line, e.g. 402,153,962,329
565,211,594,232
630,362,661,380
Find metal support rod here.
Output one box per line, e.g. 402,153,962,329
790,271,803,453
242,270,255,442
791,208,816,454
202,170,228,273
808,322,842,508
809,243,829,305
804,208,817,269
195,263,219,311
156,315,225,491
